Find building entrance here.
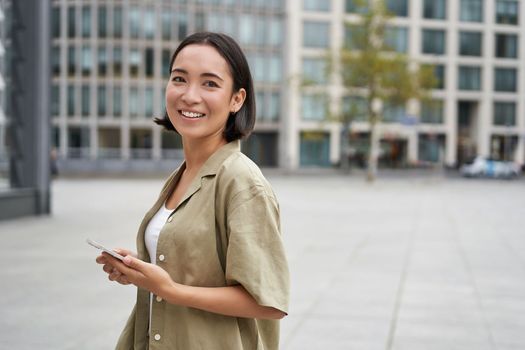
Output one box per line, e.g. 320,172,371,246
457,101,479,166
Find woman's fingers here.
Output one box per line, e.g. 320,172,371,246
95,254,107,264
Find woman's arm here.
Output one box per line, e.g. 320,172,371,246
102,253,286,320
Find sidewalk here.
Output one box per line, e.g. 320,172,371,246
1,175,524,349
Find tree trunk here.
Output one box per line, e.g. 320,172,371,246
367,116,379,182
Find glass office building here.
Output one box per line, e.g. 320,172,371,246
51,0,285,172
286,0,524,168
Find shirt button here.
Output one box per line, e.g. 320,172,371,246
156,295,163,302
158,254,165,262
167,216,173,223
154,334,161,341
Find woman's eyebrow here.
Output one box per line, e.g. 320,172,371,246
171,68,224,82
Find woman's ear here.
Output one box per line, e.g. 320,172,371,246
230,88,246,113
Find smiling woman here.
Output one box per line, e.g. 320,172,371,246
95,32,290,350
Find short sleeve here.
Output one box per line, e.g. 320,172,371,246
225,190,290,314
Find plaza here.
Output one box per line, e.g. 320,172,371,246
1,172,524,349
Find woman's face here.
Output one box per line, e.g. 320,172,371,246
165,44,245,143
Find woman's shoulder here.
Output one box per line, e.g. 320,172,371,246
215,151,276,200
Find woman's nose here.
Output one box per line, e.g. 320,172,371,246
181,84,202,104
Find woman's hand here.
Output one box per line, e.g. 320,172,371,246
103,254,176,298
95,248,136,285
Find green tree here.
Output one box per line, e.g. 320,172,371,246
336,0,436,181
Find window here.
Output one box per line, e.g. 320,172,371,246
177,13,188,40
460,0,483,22
256,92,265,119
195,12,205,32
208,14,222,32
458,66,481,90
268,18,282,46
81,85,90,117
97,86,106,116
129,49,141,77
51,85,60,116
342,96,367,121
97,47,107,76
129,7,140,39
421,100,443,124
383,103,406,123
113,6,122,38
255,18,265,46
386,0,408,17
145,48,154,78
495,34,518,58
303,21,330,48
162,11,172,40
98,7,107,38
300,132,330,167
345,0,368,13
303,0,330,11
67,85,75,116
268,93,280,121
422,29,445,54
144,9,155,40
129,87,139,117
240,15,255,45
433,65,445,89
496,1,519,25
81,46,92,76
113,47,122,76
223,14,236,37
345,25,366,50
493,102,516,125
113,87,122,117
302,94,326,120
52,7,61,38
494,68,517,92
67,7,76,38
302,58,327,84
423,0,446,19
385,26,408,53
459,31,482,56
145,87,154,117
269,56,282,83
162,50,171,77
81,6,91,38
52,47,60,76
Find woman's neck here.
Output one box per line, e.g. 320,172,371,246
182,135,227,174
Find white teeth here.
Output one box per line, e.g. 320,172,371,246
181,110,205,118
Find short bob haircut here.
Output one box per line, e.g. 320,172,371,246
154,32,256,142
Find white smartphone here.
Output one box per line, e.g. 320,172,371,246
86,238,125,261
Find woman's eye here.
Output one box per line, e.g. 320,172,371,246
204,81,219,88
172,76,185,83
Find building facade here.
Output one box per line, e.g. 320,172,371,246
50,0,524,171
287,0,525,168
51,0,285,172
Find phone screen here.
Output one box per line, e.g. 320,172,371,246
86,238,125,261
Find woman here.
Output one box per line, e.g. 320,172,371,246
96,32,290,350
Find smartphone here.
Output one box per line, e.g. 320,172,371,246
86,238,125,261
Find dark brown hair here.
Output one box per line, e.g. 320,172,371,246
154,32,256,142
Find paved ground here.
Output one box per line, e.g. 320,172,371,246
1,172,525,349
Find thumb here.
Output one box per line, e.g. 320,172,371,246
123,255,145,270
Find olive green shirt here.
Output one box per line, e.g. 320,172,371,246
115,140,290,350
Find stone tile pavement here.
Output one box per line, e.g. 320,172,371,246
1,173,524,349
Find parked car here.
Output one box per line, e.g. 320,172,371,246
460,156,521,179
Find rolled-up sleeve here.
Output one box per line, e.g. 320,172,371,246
225,189,290,314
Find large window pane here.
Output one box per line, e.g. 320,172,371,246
81,6,91,38
303,0,330,11
494,68,517,92
145,48,154,77
422,29,445,54
81,45,92,76
162,11,172,40
67,7,76,38
129,48,141,77
302,94,326,120
342,96,367,121
300,132,330,167
386,0,408,17
67,85,76,116
129,87,139,117
97,86,106,116
68,46,76,76
129,7,140,39
113,47,122,76
98,6,107,38
495,34,518,58
303,21,330,48
144,8,155,40
113,6,122,38
52,46,60,76
240,15,255,45
52,7,61,38
145,87,154,117
493,102,516,125
269,93,280,121
345,0,368,13
459,31,482,56
423,0,446,19
421,100,443,124
268,18,282,46
496,0,519,25
385,26,408,53
302,58,327,84
51,85,60,116
433,65,445,89
113,87,122,117
81,85,90,117
162,49,171,77
269,56,282,83
177,13,188,40
97,46,107,76
458,66,481,90
460,0,483,22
